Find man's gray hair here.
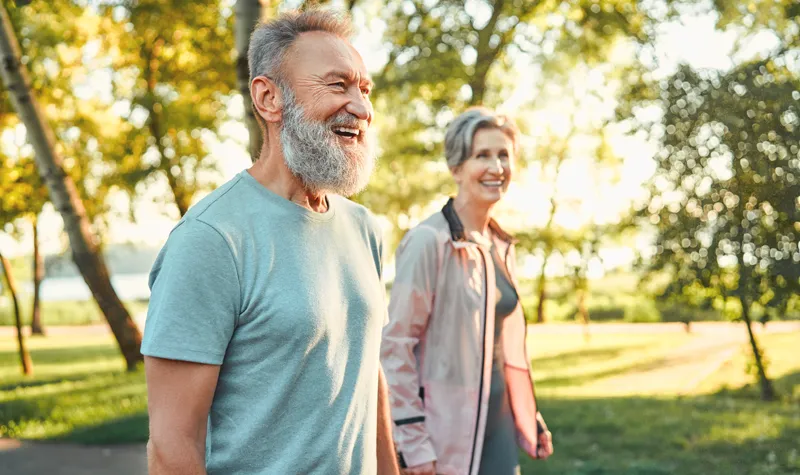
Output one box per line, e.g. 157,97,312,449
248,9,353,86
444,107,520,169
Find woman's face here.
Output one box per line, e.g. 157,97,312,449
452,127,514,206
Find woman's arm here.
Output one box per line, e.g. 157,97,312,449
380,225,440,469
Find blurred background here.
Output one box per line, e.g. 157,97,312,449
0,0,798,474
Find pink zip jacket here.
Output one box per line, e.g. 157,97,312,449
381,199,540,475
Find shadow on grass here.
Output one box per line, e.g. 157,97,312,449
0,369,123,392
0,344,121,367
536,341,747,388
57,412,149,445
533,344,651,369
523,371,800,475
0,367,147,443
714,369,800,402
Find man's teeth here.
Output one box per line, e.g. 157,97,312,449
334,127,360,137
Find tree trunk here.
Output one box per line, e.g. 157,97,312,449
0,4,143,370
739,295,776,401
235,0,265,162
1,251,33,376
535,259,548,323
576,287,590,343
30,214,44,335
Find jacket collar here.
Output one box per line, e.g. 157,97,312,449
441,198,517,244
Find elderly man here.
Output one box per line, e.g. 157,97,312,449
142,10,399,475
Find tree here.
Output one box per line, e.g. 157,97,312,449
98,0,237,217
0,250,33,376
235,0,267,162
0,2,143,370
359,0,652,248
642,59,798,400
0,151,47,335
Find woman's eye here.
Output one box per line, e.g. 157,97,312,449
331,82,347,89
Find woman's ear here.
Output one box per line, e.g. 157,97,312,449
450,164,463,184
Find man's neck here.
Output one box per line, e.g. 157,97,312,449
248,143,328,213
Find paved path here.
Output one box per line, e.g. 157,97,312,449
569,321,799,395
0,439,147,475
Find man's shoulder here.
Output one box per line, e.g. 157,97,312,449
331,196,382,233
183,172,250,228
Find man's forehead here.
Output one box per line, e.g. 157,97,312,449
289,31,369,79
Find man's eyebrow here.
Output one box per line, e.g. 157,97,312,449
323,71,374,88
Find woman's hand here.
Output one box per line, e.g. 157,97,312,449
536,413,554,459
403,461,436,475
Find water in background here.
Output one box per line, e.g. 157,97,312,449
18,274,151,302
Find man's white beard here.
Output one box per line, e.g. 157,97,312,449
280,88,375,197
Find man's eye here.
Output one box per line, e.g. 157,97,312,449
331,82,347,89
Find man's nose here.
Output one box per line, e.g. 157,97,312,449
345,91,372,123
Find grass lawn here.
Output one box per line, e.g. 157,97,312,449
1,329,799,474
0,300,149,326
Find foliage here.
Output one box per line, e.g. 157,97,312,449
96,0,237,217
358,0,654,241
642,57,799,319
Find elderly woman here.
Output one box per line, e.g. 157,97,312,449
381,107,553,475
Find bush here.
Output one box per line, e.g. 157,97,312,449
624,299,661,323
589,307,626,321
658,302,725,323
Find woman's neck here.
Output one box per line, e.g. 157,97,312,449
453,193,494,237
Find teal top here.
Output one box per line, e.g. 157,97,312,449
142,171,387,475
478,244,521,475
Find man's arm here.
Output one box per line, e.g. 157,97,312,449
377,367,401,475
145,356,221,475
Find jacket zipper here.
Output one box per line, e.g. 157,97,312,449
468,248,490,475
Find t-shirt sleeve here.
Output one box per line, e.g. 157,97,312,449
141,219,241,365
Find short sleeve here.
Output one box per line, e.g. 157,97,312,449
141,219,241,365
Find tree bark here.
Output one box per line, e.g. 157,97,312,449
30,214,44,335
0,4,143,370
1,251,33,376
535,256,549,323
235,0,265,162
739,295,776,401
576,287,590,343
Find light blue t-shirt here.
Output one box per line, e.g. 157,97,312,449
141,170,386,475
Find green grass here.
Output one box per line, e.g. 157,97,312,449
521,331,800,475
0,329,798,474
0,300,149,326
0,335,147,443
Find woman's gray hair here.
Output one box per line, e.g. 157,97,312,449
443,107,520,168
248,10,352,86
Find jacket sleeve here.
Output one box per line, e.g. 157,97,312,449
380,225,439,467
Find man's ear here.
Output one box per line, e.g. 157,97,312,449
251,76,283,124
